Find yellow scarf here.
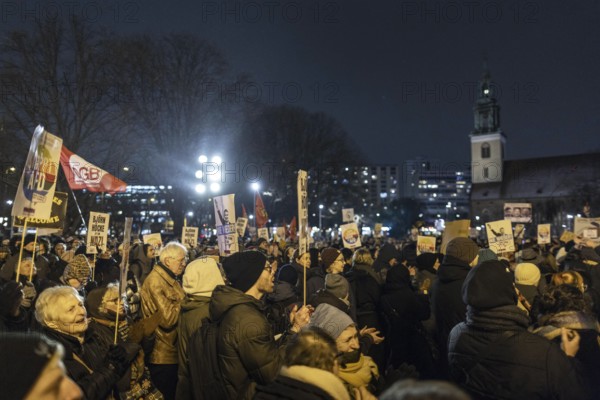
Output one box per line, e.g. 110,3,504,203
337,354,379,388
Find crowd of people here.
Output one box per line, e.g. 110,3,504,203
0,229,599,399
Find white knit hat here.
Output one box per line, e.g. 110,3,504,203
514,263,541,286
183,257,225,296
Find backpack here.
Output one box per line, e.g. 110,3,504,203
188,315,230,400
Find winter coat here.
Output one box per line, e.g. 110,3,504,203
431,255,471,357
306,268,326,299
448,305,591,399
42,327,124,400
254,365,350,400
209,284,286,399
175,294,211,400
347,264,382,329
380,266,432,374
140,263,185,365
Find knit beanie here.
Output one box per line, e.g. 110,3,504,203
462,260,518,310
183,257,225,297
85,287,111,320
23,233,37,247
222,251,267,293
0,332,63,399
445,237,479,264
309,303,355,340
478,248,498,263
63,254,91,285
325,274,350,300
519,248,543,265
415,252,438,271
514,263,541,286
321,248,341,270
276,264,298,286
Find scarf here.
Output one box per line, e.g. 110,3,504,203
531,311,600,340
280,365,350,400
466,305,531,331
337,353,379,388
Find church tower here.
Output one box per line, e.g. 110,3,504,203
470,61,506,184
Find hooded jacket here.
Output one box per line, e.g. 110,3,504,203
129,244,155,284
430,255,471,358
208,284,285,399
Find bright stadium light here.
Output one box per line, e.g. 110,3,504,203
195,184,206,194
195,170,203,179
211,155,222,164
210,182,221,193
198,155,208,163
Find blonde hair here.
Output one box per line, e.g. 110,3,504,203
158,241,188,264
352,248,374,267
551,271,585,292
35,286,83,326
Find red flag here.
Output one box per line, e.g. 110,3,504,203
289,216,297,240
255,192,268,228
60,146,127,193
242,204,248,219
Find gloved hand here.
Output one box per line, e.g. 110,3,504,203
106,344,130,376
0,281,24,317
21,281,37,309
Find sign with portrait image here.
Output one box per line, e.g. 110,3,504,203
504,203,532,223
537,224,551,245
341,223,362,249
213,194,239,256
486,219,515,254
417,236,436,255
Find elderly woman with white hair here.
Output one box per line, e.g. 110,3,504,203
35,286,138,400
140,241,188,400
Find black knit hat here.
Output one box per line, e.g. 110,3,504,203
277,264,298,286
0,332,63,399
222,250,267,293
462,260,518,310
321,247,341,270
445,237,479,264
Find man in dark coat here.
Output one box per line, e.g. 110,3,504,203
448,260,591,399
430,237,479,377
206,251,311,399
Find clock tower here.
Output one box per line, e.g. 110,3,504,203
470,62,506,184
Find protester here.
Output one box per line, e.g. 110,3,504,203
514,262,542,308
176,256,225,399
130,243,157,284
0,331,83,400
306,247,343,298
140,242,187,400
448,260,591,399
266,263,301,336
198,250,311,399
254,326,351,400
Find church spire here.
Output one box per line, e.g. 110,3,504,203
473,58,500,134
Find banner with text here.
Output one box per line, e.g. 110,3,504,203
236,217,248,237
297,170,309,255
182,227,199,248
214,194,238,256
574,217,600,246
143,233,163,252
86,212,110,253
441,219,470,254
12,125,62,220
13,192,68,230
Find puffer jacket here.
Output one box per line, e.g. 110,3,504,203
448,305,591,399
209,285,286,399
140,263,185,365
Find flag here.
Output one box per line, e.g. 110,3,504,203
289,216,297,240
255,192,268,228
12,125,62,219
242,203,248,219
60,145,127,193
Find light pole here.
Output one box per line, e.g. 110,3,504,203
251,182,260,228
319,204,324,232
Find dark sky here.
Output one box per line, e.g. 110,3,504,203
8,0,600,164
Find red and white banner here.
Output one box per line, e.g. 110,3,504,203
255,192,268,228
60,146,127,193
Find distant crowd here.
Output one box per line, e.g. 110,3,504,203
1,230,599,399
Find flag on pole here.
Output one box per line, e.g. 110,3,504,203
60,145,127,193
12,125,62,219
242,203,248,219
289,216,297,240
255,192,268,228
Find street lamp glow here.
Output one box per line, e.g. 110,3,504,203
198,155,208,163
319,204,324,210
195,184,206,194
195,170,203,179
211,156,222,164
251,182,260,191
210,182,221,193
187,211,194,217
249,214,254,220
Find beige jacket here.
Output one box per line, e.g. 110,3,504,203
141,263,185,364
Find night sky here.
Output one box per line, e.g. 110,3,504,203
6,0,600,165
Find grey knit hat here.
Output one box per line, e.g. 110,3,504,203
308,303,354,339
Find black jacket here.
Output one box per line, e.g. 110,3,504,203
431,255,471,355
208,285,287,399
448,305,591,399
